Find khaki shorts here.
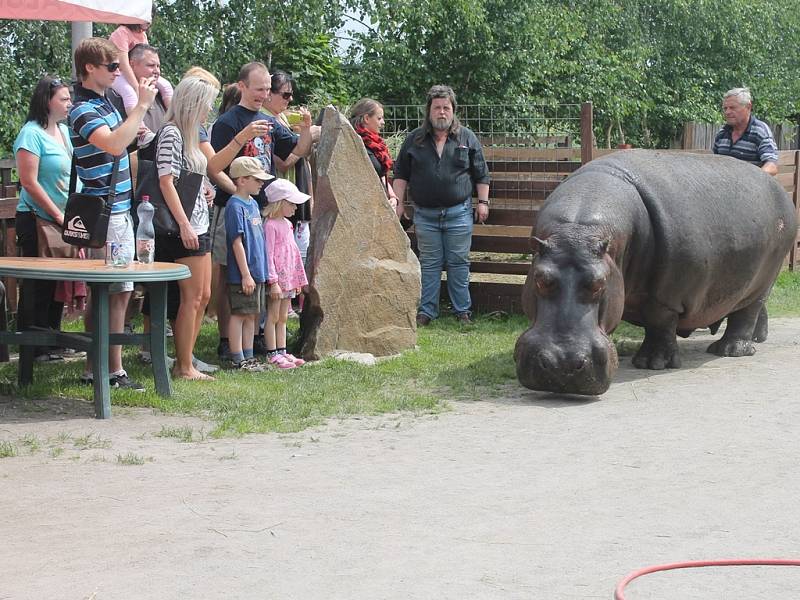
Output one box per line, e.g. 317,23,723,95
87,211,135,294
210,205,227,266
228,282,265,315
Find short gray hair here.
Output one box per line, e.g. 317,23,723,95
723,87,752,106
129,43,159,63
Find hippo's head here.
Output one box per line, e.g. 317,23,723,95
515,227,625,395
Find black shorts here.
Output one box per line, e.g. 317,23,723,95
155,232,211,261
141,232,211,320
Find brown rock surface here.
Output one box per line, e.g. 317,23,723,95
299,107,420,359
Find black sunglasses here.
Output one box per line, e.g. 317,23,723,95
99,62,121,72
275,91,293,100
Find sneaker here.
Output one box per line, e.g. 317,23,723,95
253,335,267,356
281,352,305,366
192,356,219,373
35,352,65,363
217,338,230,360
228,357,266,372
110,372,145,391
165,323,173,338
268,354,296,369
123,323,135,335
287,309,300,319
139,351,176,369
81,371,145,391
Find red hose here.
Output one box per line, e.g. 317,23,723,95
615,559,800,600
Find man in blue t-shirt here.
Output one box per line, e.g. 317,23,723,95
68,37,157,391
209,61,275,358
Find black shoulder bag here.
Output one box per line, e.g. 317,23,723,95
61,152,121,248
134,127,204,237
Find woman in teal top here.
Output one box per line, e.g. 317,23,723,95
12,75,75,360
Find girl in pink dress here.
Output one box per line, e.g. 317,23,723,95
262,179,309,369
108,21,173,110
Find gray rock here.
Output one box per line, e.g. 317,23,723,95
299,107,420,359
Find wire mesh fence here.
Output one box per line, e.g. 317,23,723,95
383,104,585,212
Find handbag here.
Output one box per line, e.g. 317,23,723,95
35,216,79,259
61,153,121,248
134,127,204,237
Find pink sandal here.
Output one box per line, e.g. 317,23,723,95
268,354,296,369
282,353,305,366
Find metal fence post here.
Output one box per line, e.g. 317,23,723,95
581,102,593,164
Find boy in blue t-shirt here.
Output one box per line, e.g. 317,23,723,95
224,157,273,370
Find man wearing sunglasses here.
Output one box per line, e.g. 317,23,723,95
69,37,157,391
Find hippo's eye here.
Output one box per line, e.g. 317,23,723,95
587,277,606,298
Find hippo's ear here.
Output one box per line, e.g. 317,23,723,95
531,236,550,254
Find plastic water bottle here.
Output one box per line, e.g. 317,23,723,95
136,196,156,264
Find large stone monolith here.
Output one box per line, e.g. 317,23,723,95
298,107,420,360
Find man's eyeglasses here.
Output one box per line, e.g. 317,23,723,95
99,62,121,72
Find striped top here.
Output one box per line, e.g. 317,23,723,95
68,84,131,213
712,115,778,166
156,124,209,235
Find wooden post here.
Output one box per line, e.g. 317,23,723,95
791,150,800,271
580,102,593,165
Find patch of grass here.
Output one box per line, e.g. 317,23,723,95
154,425,195,442
3,271,800,437
49,447,65,458
0,440,18,458
767,270,800,317
18,433,41,454
116,452,146,465
73,433,112,450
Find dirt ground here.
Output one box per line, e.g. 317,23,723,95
2,319,800,600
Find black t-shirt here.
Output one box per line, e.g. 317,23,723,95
210,105,274,207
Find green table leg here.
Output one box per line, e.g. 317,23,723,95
148,281,172,397
18,278,35,387
90,283,111,419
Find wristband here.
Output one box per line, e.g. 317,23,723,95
478,199,490,206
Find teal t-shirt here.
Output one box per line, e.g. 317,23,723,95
13,121,78,221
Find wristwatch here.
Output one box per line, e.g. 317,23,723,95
478,199,490,206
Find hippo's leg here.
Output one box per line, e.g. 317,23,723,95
633,302,681,370
707,300,763,356
752,305,768,343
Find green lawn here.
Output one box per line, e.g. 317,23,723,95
3,270,800,435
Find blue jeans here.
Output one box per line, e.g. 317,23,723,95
413,199,473,319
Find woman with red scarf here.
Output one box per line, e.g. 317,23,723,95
350,98,400,213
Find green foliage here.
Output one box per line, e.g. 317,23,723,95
344,0,800,147
2,1,800,154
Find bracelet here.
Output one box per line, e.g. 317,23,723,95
478,199,490,205
233,136,243,147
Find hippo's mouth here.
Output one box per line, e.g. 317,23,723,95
514,328,618,396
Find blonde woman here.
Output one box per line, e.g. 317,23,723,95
155,76,219,380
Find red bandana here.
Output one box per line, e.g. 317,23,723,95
356,125,393,175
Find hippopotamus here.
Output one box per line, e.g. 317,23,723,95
515,149,797,395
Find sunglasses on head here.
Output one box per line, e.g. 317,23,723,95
49,78,64,88
99,62,121,72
